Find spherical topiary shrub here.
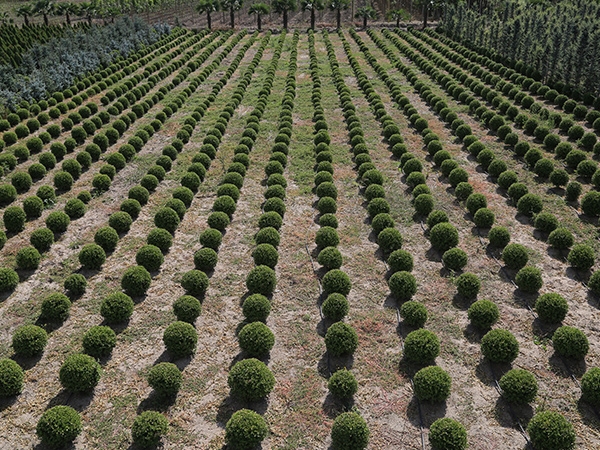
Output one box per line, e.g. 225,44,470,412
515,266,543,293
426,210,449,229
466,193,487,216
552,326,589,359
0,358,24,396
199,228,222,250
108,211,132,234
242,294,271,323
315,226,339,248
148,362,182,397
154,207,180,234
481,329,519,363
581,367,600,405
16,246,41,270
23,196,44,219
252,243,279,269
63,273,87,298
228,358,275,401
533,293,568,325
403,329,440,364
258,211,283,230
388,271,417,301
238,322,275,357
502,243,529,270
82,325,116,358
0,267,19,293
325,322,359,357
377,227,403,254
331,412,369,450
131,411,169,449
94,227,119,254
4,206,26,233
322,293,349,322
163,321,198,358
36,406,82,448
567,244,595,271
135,245,164,272
413,365,451,403
328,368,358,400
468,300,499,330
442,248,468,272
371,213,395,236
12,324,47,357
78,243,106,270
473,208,495,228
100,292,134,323
317,246,343,270
193,247,218,272
59,353,101,392
245,265,276,296
455,272,481,299
181,269,209,297
40,293,71,323
499,368,538,404
225,409,268,450
429,222,459,252
322,269,351,296
387,249,414,274
527,411,575,450
429,418,467,450
207,211,230,232
121,265,151,297
173,295,201,324
400,301,428,328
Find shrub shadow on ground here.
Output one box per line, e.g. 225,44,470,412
322,392,354,419
216,394,269,428
494,396,534,429
317,352,353,378
407,395,447,429
549,353,586,378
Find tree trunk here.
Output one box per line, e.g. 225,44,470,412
283,9,288,29
230,7,235,28
257,14,261,30
207,12,211,29
422,1,427,29
336,8,341,29
310,8,315,30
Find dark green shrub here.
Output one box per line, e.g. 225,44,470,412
468,299,499,330
225,408,268,450
148,362,182,397
238,322,275,357
0,267,19,292
322,269,351,296
473,208,495,228
413,366,451,402
171,293,203,324
581,367,600,405
548,227,574,250
94,226,119,253
534,212,558,233
77,190,91,204
502,243,528,270
498,171,518,190
399,301,427,328
568,244,595,271
331,412,369,450
378,228,403,254
36,406,82,448
63,273,86,297
497,368,538,404
414,194,434,216
109,211,132,234
448,168,468,188
325,322,358,357
12,324,47,357
258,211,283,230
466,193,487,215
11,172,32,193
321,293,349,322
228,358,275,401
181,269,209,297
4,206,26,233
527,411,575,450
129,186,150,205
328,369,357,400
515,266,543,293
23,196,44,219
199,228,222,250
131,411,169,448
582,191,600,216
0,358,24,396
429,222,459,252
481,329,519,363
64,198,86,219
488,226,510,248
59,353,101,392
388,250,414,273
78,243,106,270
403,329,440,364
553,325,589,359
517,193,543,217
455,272,480,298
119,199,141,221
154,207,180,234
54,170,74,191
315,226,339,248
40,292,71,322
429,418,467,450
163,321,198,358
101,291,135,323
242,294,271,323
442,248,468,272
535,293,568,324
454,182,473,201
317,246,343,270
82,326,116,358
136,244,164,272
426,211,448,229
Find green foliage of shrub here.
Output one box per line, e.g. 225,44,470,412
442,248,468,272
59,353,101,392
132,411,169,449
328,368,358,400
429,418,467,450
581,367,600,405
377,228,403,254
553,326,589,359
568,244,595,271
515,266,543,293
36,406,82,448
4,206,26,233
455,272,481,298
154,207,180,234
100,292,134,324
403,329,440,364
173,295,202,324
181,269,209,297
325,322,359,357
527,411,575,450
23,196,44,219
331,412,369,450
429,222,459,252
317,246,343,270
413,365,451,403
322,269,351,296
499,368,538,404
0,358,24,396
225,409,268,450
163,321,198,358
82,326,116,358
481,329,519,363
399,301,428,328
228,358,275,401
0,267,19,292
136,244,164,272
148,362,182,397
40,293,71,323
468,300,499,330
12,324,47,357
238,322,275,357
321,292,349,322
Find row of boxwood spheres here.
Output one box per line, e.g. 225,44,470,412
322,30,370,450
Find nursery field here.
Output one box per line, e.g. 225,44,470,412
2,25,600,450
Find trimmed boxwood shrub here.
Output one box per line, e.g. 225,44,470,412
315,226,339,248
193,247,218,272
129,186,150,205
225,409,268,450
442,248,468,272
181,269,209,297
121,265,151,297
173,295,202,324
552,326,589,359
12,324,47,357
228,358,275,401
502,243,528,270
64,273,86,297
473,208,495,228
517,193,543,217
499,368,538,404
82,326,116,358
468,300,499,330
163,321,197,358
100,292,134,323
527,411,575,450
95,226,119,253
581,367,600,405
429,222,459,252
331,412,369,450
109,211,132,234
317,246,343,270
377,228,403,254
120,199,141,221
4,206,26,233
258,211,283,230
78,243,106,270
322,293,349,322
322,269,351,296
23,196,44,219
429,418,467,450
325,322,358,357
40,293,71,322
481,329,519,363
403,329,440,364
59,353,101,392
132,411,169,448
388,270,417,301
154,207,180,234
242,294,271,323
148,362,182,397
515,266,543,293
0,358,24,396
568,244,595,271
534,212,559,234
455,272,481,298
427,210,449,229
36,406,82,448
400,301,427,328
0,267,19,292
328,368,358,400
488,226,510,249
238,322,275,357
199,228,222,250
413,365,451,402
136,245,164,272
